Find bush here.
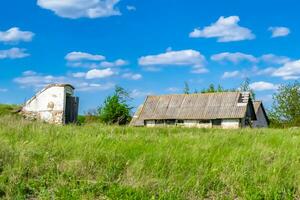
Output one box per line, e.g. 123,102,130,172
98,86,132,125
0,104,20,116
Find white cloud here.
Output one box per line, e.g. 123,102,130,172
72,72,86,78
0,88,8,92
100,59,128,67
253,67,276,76
122,73,142,80
249,81,278,91
211,52,257,64
66,51,128,69
131,89,153,98
0,27,34,44
0,48,30,59
126,5,136,11
272,60,300,80
75,82,114,91
14,73,66,88
65,51,105,62
260,54,290,65
14,71,114,92
269,27,290,38
139,49,207,73
85,68,115,79
22,70,37,76
37,0,121,19
189,16,255,42
222,71,242,79
166,87,180,93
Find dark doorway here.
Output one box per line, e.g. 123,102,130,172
65,95,79,124
212,119,222,128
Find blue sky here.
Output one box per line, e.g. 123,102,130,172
1,0,300,113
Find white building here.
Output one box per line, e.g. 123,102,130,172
130,92,267,129
21,84,79,124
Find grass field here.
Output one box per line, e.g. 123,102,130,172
0,111,300,199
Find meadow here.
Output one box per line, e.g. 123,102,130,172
0,107,300,199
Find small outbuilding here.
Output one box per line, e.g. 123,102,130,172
21,84,79,124
252,101,270,128
131,92,259,129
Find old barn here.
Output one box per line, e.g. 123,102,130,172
131,92,268,129
253,101,269,128
21,84,79,124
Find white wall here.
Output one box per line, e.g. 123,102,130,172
22,86,67,124
221,119,240,129
184,120,212,128
253,106,268,128
145,120,156,127
144,119,242,129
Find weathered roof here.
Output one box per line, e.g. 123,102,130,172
253,101,270,125
253,101,262,113
23,83,75,106
131,92,256,125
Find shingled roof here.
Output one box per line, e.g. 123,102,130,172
131,92,256,126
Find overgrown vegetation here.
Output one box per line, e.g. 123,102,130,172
98,86,132,125
269,81,300,127
0,114,300,199
0,104,19,116
185,78,256,99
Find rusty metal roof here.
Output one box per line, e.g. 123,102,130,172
131,92,254,125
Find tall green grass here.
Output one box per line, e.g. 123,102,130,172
0,114,300,199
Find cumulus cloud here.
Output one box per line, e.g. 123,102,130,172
72,72,86,78
126,5,136,11
260,54,290,65
122,73,142,80
14,73,66,88
0,88,8,92
222,71,242,79
138,49,207,73
100,59,128,68
249,81,279,91
37,0,121,19
189,16,255,42
0,27,34,44
166,87,180,93
75,82,114,91
65,51,105,62
211,52,257,64
253,67,276,76
0,48,30,59
131,89,153,98
66,51,128,68
269,27,290,38
272,60,300,80
85,68,115,79
14,71,114,92
211,52,290,66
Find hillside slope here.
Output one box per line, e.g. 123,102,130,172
0,115,299,199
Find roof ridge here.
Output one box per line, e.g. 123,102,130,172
146,91,242,97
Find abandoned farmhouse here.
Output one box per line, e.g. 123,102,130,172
21,84,79,125
131,92,269,128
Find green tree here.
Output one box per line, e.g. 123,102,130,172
98,86,132,125
270,81,300,126
183,82,190,94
